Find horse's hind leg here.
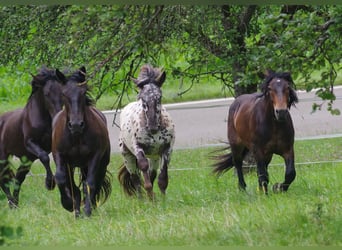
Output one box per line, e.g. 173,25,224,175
0,160,16,208
148,158,160,199
13,160,32,206
232,146,247,191
158,151,172,195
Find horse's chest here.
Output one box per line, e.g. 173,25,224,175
262,123,294,153
137,130,172,153
62,137,92,160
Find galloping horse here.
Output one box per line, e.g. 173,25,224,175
52,66,112,217
0,67,66,208
118,64,175,199
212,70,298,194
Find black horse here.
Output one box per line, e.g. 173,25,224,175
52,66,112,217
212,70,298,194
0,67,66,208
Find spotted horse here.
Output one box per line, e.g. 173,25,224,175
118,64,175,199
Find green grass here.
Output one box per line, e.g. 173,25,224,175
1,137,341,246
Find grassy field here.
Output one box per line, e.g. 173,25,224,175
1,137,341,246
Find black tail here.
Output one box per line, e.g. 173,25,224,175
210,146,235,177
96,170,112,206
118,164,138,196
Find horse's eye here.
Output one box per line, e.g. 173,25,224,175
142,103,148,111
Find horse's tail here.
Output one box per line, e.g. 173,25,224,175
96,170,112,206
118,164,137,196
211,148,234,176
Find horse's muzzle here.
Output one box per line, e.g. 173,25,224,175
68,121,85,134
149,127,160,134
274,109,288,121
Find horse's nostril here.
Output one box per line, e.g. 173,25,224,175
68,121,73,129
275,109,288,120
80,121,85,128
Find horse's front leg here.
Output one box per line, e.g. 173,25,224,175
253,145,273,194
135,150,153,198
54,154,80,216
25,138,55,190
273,149,296,192
83,153,103,217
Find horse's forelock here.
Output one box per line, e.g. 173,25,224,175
135,64,163,86
33,67,57,83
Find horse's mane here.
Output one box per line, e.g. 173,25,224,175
135,64,163,88
28,66,57,99
68,69,94,106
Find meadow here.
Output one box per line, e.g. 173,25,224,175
1,137,341,247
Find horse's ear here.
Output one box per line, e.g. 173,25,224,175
260,81,268,95
155,71,166,87
131,77,140,87
283,71,293,83
30,73,43,89
257,71,265,79
79,66,86,75
55,69,67,85
264,69,275,78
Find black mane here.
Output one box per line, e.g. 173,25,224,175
29,66,58,98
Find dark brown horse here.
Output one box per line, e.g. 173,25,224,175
0,67,66,208
212,70,298,194
52,66,112,217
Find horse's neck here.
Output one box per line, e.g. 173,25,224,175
85,106,106,124
259,97,274,114
26,92,50,119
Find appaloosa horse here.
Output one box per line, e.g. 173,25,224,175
0,67,66,208
52,66,112,217
212,70,298,194
118,64,175,199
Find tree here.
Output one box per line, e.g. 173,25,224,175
0,5,341,112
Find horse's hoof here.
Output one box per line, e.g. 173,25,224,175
147,191,155,201
238,184,247,192
8,199,18,209
257,181,268,195
273,183,284,193
45,177,56,190
75,210,82,219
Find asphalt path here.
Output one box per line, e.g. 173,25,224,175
104,87,342,153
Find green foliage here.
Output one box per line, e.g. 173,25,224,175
0,137,341,246
0,66,31,103
0,5,341,113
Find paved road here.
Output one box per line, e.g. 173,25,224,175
104,87,342,153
